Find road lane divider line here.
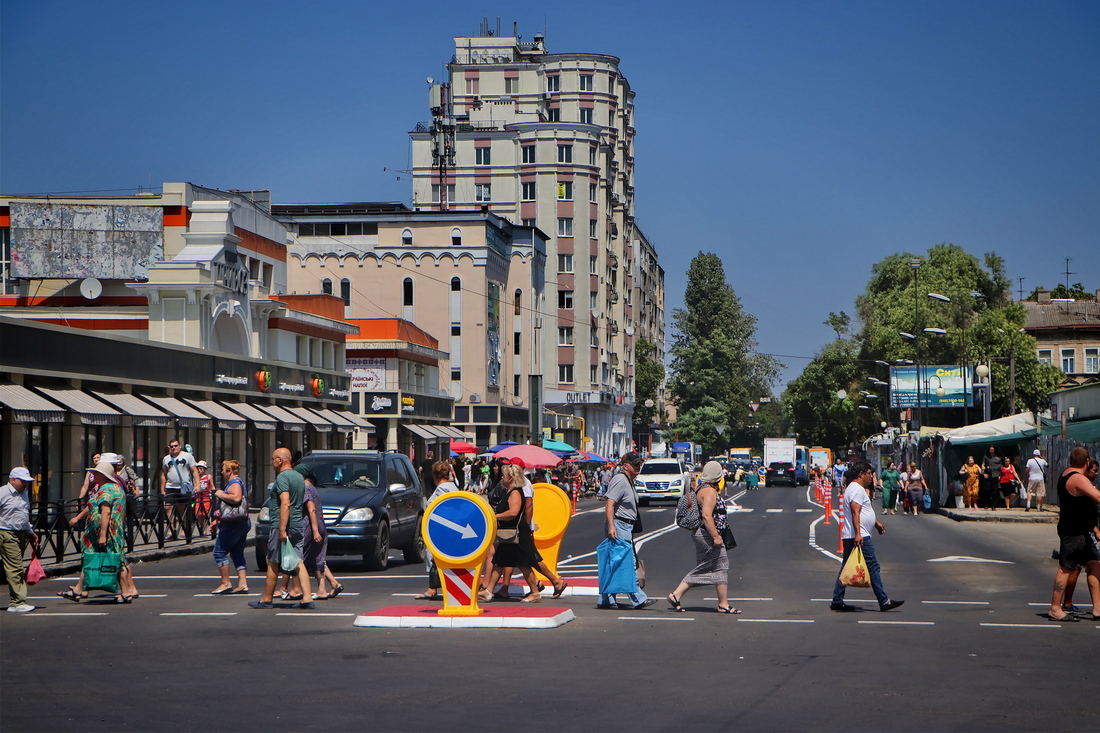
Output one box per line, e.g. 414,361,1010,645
766,509,784,513
704,597,773,601
558,522,678,566
616,616,695,621
15,612,109,616
922,600,989,605
979,623,1058,629
737,619,814,623
810,598,874,603
159,612,238,616
858,620,935,626
647,509,668,513
795,509,813,513
808,515,842,562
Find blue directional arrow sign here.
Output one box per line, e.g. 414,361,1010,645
423,494,492,564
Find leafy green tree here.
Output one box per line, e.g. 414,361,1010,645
782,339,877,448
824,311,851,339
632,337,665,427
1026,283,1095,301
665,405,729,459
668,253,781,440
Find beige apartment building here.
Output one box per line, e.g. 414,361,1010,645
276,203,549,450
407,28,665,456
1023,289,1100,388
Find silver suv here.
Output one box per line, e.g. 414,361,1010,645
633,458,690,505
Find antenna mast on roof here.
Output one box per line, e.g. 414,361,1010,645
1017,277,1025,301
1063,257,1075,289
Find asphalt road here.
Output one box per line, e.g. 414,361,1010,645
2,485,1097,732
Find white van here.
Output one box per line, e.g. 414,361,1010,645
633,458,690,505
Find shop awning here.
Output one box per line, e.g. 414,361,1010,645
0,383,65,423
33,387,121,426
308,407,356,432
403,424,445,440
252,404,306,432
91,390,171,427
219,402,277,430
434,425,468,439
184,399,246,430
139,395,213,429
284,406,332,432
332,409,375,432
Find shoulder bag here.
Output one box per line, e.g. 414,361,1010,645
675,487,702,531
218,478,249,522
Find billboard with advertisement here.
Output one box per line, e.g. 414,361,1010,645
890,365,973,408
346,358,387,390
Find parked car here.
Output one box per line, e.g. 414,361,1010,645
765,462,797,487
633,458,690,505
255,450,426,572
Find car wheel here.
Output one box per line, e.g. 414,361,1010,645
638,498,649,507
402,516,426,564
364,520,390,571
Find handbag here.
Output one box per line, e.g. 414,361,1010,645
279,538,301,573
82,550,122,593
721,524,737,550
218,479,249,522
495,525,521,544
839,546,871,588
26,546,46,585
676,487,702,530
632,539,646,590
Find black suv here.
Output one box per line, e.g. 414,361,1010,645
765,462,797,487
256,450,426,571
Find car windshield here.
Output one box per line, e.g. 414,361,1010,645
639,462,683,475
769,462,793,470
299,458,383,489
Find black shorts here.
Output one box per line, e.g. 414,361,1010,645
1058,534,1100,571
164,488,191,505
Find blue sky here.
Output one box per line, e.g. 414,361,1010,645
3,1,1097,388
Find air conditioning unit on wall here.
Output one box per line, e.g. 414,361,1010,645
469,394,482,403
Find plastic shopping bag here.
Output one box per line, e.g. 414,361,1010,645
26,547,46,585
82,550,122,593
279,538,301,573
839,546,871,588
597,537,638,596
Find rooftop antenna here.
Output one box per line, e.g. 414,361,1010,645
1063,257,1075,289
1017,277,1025,301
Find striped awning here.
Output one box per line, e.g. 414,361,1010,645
402,424,439,440
139,395,213,429
284,406,332,432
91,391,171,427
33,387,121,426
252,404,306,432
435,425,468,439
309,407,357,432
184,399,246,430
339,411,375,431
219,402,276,430
0,383,65,423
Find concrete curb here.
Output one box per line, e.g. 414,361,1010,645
936,508,1058,524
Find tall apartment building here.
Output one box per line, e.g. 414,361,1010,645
409,27,664,456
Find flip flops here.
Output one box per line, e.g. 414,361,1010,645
552,581,569,599
211,587,234,595
57,590,84,602
1048,613,1079,622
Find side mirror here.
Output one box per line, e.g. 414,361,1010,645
389,483,407,494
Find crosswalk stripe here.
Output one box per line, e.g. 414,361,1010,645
858,620,935,626
766,509,783,513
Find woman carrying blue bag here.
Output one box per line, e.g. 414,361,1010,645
596,452,657,610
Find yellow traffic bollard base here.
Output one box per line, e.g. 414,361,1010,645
438,566,484,616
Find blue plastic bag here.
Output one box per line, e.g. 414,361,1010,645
597,537,638,596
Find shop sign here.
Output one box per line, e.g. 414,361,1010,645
369,393,399,414
347,357,387,390
402,396,416,413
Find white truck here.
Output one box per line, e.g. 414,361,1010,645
763,438,796,468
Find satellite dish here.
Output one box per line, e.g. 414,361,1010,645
79,278,102,300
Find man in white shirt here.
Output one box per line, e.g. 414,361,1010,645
1025,449,1048,512
830,460,904,613
0,467,38,613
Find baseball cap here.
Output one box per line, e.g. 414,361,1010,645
1033,449,1041,456
9,467,34,483
100,452,123,465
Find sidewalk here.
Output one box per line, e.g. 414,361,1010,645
936,505,1058,524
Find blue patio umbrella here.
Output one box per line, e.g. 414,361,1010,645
486,441,519,453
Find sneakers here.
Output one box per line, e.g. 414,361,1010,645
880,600,905,612
6,604,35,613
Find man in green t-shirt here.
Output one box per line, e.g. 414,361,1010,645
251,447,313,609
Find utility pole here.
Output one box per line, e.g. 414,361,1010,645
1009,338,1017,414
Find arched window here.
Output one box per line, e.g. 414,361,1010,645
514,289,522,316
321,278,332,295
340,278,351,306
451,227,462,247
403,278,414,307
401,228,414,246
451,277,462,292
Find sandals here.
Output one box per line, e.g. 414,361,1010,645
521,592,542,603
280,591,303,601
667,594,684,612
413,591,439,600
58,590,84,603
477,589,494,602
329,584,344,598
211,587,234,595
552,581,569,599
115,595,134,604
717,606,742,614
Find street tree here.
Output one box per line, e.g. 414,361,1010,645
632,337,665,428
1026,283,1094,301
668,252,781,440
782,338,875,448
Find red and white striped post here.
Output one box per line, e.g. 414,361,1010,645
823,481,832,525
837,489,845,553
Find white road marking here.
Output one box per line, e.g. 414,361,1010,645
927,556,1014,564
922,600,989,605
14,612,109,616
808,516,842,562
647,509,668,513
766,509,784,513
617,616,694,621
276,613,355,617
858,620,935,626
557,522,678,565
31,595,168,600
795,508,813,513
160,612,238,617
704,597,773,601
737,619,814,623
979,623,1058,629
811,598,874,603
729,507,755,513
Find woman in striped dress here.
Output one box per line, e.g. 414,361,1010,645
666,461,739,614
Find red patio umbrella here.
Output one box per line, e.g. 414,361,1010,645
495,444,564,469
450,440,479,454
